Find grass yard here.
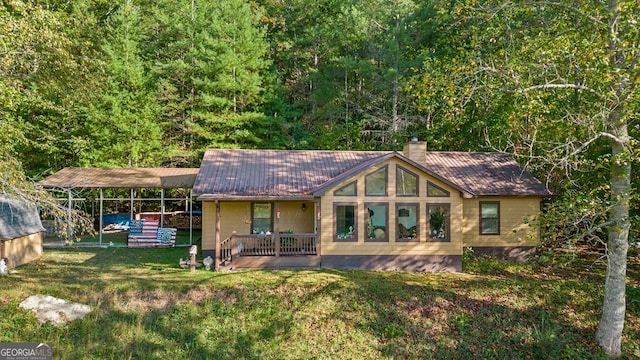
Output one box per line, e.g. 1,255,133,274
1,248,639,359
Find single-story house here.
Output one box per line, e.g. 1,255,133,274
193,141,551,271
0,195,46,268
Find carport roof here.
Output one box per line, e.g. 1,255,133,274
38,167,199,189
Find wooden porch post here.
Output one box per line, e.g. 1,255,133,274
274,201,280,257
315,201,321,256
215,200,221,271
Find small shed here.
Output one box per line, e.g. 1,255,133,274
0,196,45,268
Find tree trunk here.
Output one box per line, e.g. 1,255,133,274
596,1,631,356
596,110,630,357
391,13,400,136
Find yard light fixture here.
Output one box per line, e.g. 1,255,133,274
301,203,307,212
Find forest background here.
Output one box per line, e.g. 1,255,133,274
1,0,638,240
1,0,638,355
2,0,638,249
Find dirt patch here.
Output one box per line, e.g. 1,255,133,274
108,287,242,312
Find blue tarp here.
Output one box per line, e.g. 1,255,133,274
102,213,131,227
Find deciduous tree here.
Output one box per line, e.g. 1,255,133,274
415,0,638,355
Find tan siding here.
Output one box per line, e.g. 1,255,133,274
320,158,463,256
220,203,251,240
201,202,250,251
463,197,541,247
202,201,316,252
201,202,216,250
278,201,315,233
2,232,43,268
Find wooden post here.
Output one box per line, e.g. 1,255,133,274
274,201,280,257
189,245,197,273
215,200,221,271
315,201,321,256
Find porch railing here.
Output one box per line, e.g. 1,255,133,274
279,234,317,255
220,235,233,265
219,233,317,266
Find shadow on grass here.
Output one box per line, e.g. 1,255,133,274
4,248,639,359
329,270,605,359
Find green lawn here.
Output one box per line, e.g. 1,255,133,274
1,248,639,359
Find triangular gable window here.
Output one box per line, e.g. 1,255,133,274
334,181,357,196
427,181,450,197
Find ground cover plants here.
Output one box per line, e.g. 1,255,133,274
1,247,638,359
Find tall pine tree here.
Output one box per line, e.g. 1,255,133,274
151,0,272,164
80,0,163,167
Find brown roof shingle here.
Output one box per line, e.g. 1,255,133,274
423,152,551,196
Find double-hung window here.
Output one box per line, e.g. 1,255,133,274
252,203,272,234
480,201,500,235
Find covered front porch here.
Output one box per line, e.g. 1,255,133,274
218,232,320,270
202,199,321,270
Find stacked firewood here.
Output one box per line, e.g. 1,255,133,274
163,214,202,229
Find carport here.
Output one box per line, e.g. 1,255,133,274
38,167,200,247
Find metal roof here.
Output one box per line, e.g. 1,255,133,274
38,167,200,189
0,196,45,240
423,152,552,196
39,151,551,197
193,149,551,199
193,149,391,198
